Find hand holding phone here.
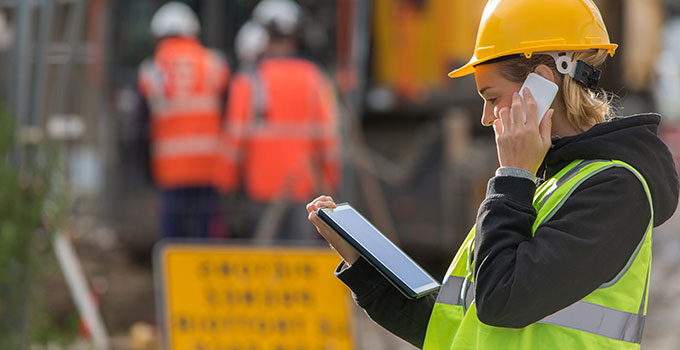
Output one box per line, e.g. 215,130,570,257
520,73,558,125
493,73,557,174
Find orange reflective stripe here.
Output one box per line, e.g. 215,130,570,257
251,123,332,139
216,141,241,162
149,95,222,117
153,136,218,157
223,121,250,138
224,121,335,139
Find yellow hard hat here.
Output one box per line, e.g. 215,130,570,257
449,0,618,78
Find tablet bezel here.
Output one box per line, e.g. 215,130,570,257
317,203,440,299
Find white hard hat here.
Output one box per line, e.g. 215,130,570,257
252,0,301,36
235,21,269,64
150,2,200,38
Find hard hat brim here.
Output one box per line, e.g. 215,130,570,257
447,44,618,78
448,64,476,78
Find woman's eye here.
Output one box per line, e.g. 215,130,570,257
487,98,497,105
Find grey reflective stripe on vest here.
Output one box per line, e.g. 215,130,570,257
539,225,651,345
540,159,600,207
437,273,647,344
537,300,645,343
538,263,649,344
436,276,474,310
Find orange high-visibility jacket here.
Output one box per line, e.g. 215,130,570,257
214,57,340,202
138,37,229,188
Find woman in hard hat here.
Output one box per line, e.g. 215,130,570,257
307,0,679,349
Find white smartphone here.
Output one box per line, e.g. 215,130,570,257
520,73,559,125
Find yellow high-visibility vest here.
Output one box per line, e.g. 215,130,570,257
423,159,653,350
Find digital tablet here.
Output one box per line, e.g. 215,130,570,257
317,203,440,299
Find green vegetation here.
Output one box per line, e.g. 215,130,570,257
0,104,72,349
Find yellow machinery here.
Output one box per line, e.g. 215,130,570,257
372,0,486,98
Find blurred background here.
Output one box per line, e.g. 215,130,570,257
1,0,680,349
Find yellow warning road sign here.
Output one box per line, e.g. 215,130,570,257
154,242,356,350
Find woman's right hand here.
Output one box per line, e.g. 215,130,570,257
493,89,553,174
306,195,360,265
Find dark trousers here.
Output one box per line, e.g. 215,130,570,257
159,186,217,239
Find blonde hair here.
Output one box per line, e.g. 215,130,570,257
497,50,614,132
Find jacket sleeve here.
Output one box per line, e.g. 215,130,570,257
335,257,436,348
473,168,651,327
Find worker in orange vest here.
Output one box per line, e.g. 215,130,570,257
215,0,340,240
136,2,230,238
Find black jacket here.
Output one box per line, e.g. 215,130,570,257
335,114,679,348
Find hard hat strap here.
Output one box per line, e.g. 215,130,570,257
542,51,601,90
572,61,601,90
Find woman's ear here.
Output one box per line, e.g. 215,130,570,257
534,64,556,83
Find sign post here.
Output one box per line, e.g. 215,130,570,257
154,242,356,350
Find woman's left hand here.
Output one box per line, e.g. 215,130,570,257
492,88,554,174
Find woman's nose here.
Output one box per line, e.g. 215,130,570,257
481,106,496,126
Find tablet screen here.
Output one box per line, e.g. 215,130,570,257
319,204,439,297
